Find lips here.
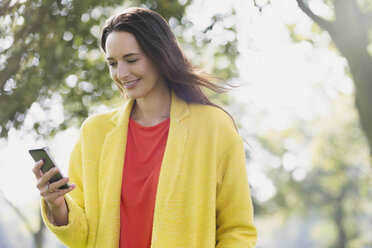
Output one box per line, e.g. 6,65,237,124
124,79,140,89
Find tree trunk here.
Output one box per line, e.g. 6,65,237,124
1,190,45,247
334,193,347,248
34,210,45,248
296,0,372,159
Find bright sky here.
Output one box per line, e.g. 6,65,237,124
0,0,352,222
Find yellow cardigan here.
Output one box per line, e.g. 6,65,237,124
41,93,257,247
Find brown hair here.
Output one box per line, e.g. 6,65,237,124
100,7,229,107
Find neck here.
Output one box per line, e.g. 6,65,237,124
131,89,172,126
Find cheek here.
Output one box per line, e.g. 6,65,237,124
143,61,159,79
109,68,118,81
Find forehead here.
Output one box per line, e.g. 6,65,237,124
105,31,142,58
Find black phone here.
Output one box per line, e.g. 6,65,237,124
29,147,69,189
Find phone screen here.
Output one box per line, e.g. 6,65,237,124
29,148,69,189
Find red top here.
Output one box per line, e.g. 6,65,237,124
119,117,170,248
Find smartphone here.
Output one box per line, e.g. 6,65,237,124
29,147,69,189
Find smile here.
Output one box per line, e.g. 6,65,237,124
124,79,140,89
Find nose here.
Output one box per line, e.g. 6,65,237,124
117,62,129,81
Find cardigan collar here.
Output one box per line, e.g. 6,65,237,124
110,91,190,126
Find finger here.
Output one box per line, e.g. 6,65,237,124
36,167,59,189
47,177,70,191
42,184,76,200
32,160,44,178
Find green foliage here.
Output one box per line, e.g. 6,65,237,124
357,0,372,12
0,0,238,138
258,94,371,247
1,0,123,137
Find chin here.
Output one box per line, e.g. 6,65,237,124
125,91,146,100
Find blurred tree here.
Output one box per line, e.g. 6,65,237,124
258,94,371,247
0,0,189,137
1,190,44,248
0,0,238,138
292,0,372,158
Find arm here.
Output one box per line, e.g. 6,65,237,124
33,159,75,226
40,138,89,248
216,137,257,248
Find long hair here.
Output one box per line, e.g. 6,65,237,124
100,7,229,107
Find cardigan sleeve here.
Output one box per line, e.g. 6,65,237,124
40,138,88,248
216,137,257,248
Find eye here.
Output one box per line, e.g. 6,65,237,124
108,62,117,67
127,59,138,64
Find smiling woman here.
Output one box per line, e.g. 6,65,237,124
105,31,169,113
32,7,257,248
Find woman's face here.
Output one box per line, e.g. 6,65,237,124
105,31,166,100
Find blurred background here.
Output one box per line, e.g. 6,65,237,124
1,0,371,247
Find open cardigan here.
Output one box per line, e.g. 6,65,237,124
41,92,257,247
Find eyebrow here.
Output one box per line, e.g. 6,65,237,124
106,53,140,60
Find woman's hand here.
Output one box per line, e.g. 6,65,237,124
32,159,76,226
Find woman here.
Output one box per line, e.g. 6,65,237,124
33,7,257,248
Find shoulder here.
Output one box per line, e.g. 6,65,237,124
189,104,231,121
188,103,235,128
187,103,240,140
80,107,121,132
